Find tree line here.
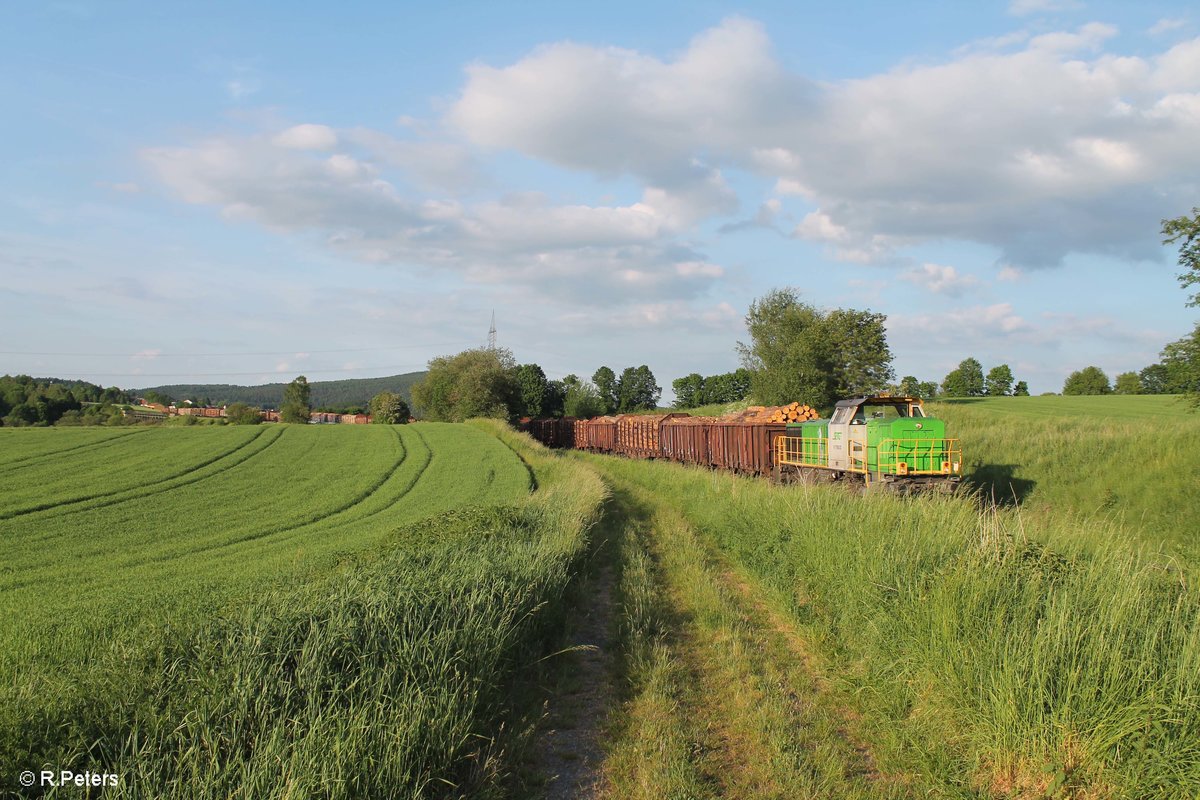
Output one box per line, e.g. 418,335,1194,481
671,368,752,410
408,349,664,422
0,375,134,427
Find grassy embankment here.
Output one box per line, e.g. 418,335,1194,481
581,437,1199,798
0,421,606,798
931,395,1200,559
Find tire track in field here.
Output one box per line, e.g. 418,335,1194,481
0,428,293,591
125,425,431,564
0,426,280,521
236,425,436,550
0,429,151,473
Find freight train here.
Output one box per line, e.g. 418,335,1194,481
519,395,962,493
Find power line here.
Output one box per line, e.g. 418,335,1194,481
48,364,432,379
0,341,477,358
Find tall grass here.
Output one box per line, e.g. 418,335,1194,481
930,400,1200,558
2,421,606,798
586,455,1200,798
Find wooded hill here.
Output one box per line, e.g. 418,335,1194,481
137,372,425,409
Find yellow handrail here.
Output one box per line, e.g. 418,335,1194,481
774,436,962,476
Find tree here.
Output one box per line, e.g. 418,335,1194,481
564,381,604,418
1114,372,1142,395
1163,207,1200,307
672,373,704,409
369,391,410,424
1013,381,1030,396
142,390,173,406
1139,363,1168,394
617,365,661,412
917,380,939,400
738,289,894,407
280,376,311,423
821,308,894,397
544,380,567,418
1159,324,1200,401
985,364,1014,396
411,347,518,422
513,363,551,418
225,402,262,425
898,376,920,397
941,358,985,397
592,367,618,415
1063,366,1112,395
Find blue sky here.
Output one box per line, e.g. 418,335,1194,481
2,1,1198,397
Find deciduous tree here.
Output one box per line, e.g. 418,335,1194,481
411,347,518,422
672,373,704,409
1114,372,1142,395
1063,366,1112,395
1163,207,1200,307
941,358,985,397
563,381,604,418
617,365,660,412
592,367,618,415
369,391,410,424
513,363,551,418
822,308,894,397
985,364,1014,396
739,289,894,408
280,375,311,424
225,402,262,425
1160,324,1200,402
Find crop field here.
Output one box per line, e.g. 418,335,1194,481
1,421,610,798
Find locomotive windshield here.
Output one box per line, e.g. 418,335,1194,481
838,399,926,424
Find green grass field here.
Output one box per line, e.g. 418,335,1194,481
929,395,1200,559
0,422,607,798
582,447,1200,798
5,402,1197,798
937,394,1193,420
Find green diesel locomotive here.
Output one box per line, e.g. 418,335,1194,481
773,395,962,493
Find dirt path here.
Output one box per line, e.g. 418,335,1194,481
596,476,917,800
527,473,916,798
526,537,618,799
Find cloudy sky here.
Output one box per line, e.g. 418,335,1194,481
2,1,1198,396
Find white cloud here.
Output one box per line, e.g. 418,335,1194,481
900,263,980,296
147,17,1200,317
1148,18,1187,36
143,130,725,306
443,18,1200,269
273,124,338,151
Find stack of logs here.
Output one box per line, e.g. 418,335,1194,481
722,402,820,423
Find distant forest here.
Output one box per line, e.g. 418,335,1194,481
138,372,426,410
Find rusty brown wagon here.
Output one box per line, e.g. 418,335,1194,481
614,413,690,458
